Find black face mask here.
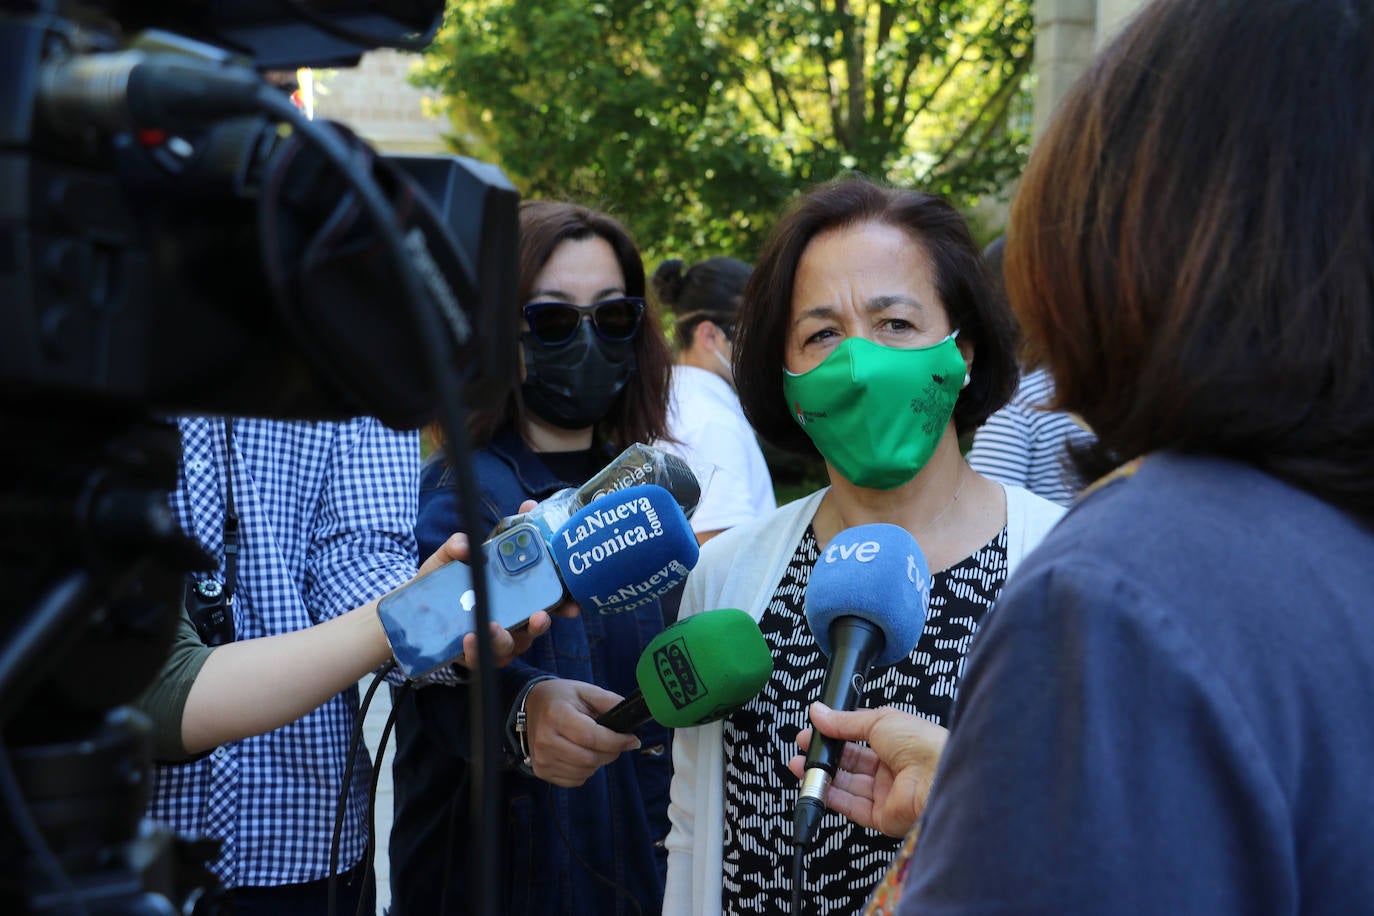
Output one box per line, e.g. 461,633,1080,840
520,322,638,430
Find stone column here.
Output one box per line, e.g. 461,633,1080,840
1031,0,1098,140
1096,0,1149,48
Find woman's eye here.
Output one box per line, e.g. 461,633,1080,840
803,327,837,346
881,318,915,333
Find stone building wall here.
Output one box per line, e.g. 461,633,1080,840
310,50,448,154
1033,0,1149,140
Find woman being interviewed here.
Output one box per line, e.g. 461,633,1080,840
662,176,1065,916
390,200,676,916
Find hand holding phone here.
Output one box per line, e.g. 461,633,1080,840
378,521,565,679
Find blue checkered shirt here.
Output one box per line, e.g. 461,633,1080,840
148,417,419,889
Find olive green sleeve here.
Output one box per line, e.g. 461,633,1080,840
132,609,213,763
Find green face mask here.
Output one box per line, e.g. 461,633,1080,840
783,334,967,490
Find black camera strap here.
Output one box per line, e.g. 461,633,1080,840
221,417,239,610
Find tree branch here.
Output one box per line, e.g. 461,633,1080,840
771,64,810,127
837,0,866,149
886,0,943,132
892,2,1019,148
813,0,849,148
922,49,1032,179
871,1,899,138
739,77,786,131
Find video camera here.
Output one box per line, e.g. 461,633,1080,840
0,2,519,911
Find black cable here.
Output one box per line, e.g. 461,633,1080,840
425,371,505,916
546,783,643,916
275,0,436,52
251,85,501,916
0,743,88,916
436,766,471,915
356,680,410,916
790,842,806,916
328,662,392,916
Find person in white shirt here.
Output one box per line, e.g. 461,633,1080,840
653,257,776,544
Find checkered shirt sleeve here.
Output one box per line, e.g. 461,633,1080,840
147,416,420,888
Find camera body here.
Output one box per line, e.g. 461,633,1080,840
185,577,235,647
1,5,517,427
0,2,520,911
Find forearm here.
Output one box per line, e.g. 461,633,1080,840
180,601,392,755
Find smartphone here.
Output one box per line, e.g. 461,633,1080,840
378,521,565,678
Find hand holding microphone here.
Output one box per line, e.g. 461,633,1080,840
793,524,931,849
788,702,948,839
596,607,773,731
500,487,707,786
521,679,644,787
523,608,771,787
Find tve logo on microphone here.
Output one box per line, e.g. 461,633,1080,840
818,529,930,606
821,538,882,564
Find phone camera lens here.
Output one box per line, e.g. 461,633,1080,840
494,527,542,575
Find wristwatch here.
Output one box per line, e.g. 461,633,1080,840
505,675,556,775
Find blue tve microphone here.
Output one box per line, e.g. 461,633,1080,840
551,484,700,614
794,523,931,848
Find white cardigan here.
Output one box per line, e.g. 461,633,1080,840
662,484,1066,916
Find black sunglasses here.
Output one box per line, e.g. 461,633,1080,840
522,297,645,346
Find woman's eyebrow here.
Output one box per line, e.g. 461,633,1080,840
866,294,927,314
792,304,839,328
527,285,626,303
792,295,927,328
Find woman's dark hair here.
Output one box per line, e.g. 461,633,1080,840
733,176,1019,457
463,199,673,450
652,256,753,350
1006,0,1374,520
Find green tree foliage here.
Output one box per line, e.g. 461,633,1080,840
415,0,1033,262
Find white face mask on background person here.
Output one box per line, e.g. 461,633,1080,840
714,340,733,382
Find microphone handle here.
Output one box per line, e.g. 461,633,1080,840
795,616,885,849
805,617,885,775
596,691,650,732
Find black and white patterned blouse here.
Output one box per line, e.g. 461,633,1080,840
720,524,1009,916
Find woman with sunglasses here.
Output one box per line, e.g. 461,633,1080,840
389,200,676,916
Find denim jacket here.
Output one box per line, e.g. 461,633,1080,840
390,426,672,916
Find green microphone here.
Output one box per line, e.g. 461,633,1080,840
596,608,773,731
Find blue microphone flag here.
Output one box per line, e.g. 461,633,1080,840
551,484,700,614
805,523,930,667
